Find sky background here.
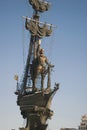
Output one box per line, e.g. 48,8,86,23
0,0,87,130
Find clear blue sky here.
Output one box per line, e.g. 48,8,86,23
0,0,87,130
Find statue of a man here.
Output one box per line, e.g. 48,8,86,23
36,48,49,90
31,39,53,92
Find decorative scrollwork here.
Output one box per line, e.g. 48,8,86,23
29,0,50,12
25,18,52,38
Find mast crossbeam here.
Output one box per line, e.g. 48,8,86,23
22,16,57,28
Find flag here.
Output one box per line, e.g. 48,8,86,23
14,75,18,81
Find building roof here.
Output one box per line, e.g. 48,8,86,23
82,114,87,121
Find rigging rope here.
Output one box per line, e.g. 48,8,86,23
22,18,26,67
41,28,55,63
48,28,55,62
22,19,30,67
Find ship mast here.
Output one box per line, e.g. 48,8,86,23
21,0,53,93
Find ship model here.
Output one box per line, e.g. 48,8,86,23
15,0,59,130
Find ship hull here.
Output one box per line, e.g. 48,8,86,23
17,87,58,114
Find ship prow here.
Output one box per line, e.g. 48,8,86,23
17,83,59,119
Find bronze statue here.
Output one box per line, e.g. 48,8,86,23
15,1,59,130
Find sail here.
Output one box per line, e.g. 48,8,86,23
29,0,50,12
25,19,52,38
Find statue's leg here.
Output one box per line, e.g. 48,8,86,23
41,73,44,91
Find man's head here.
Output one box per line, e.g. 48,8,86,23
40,48,44,54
